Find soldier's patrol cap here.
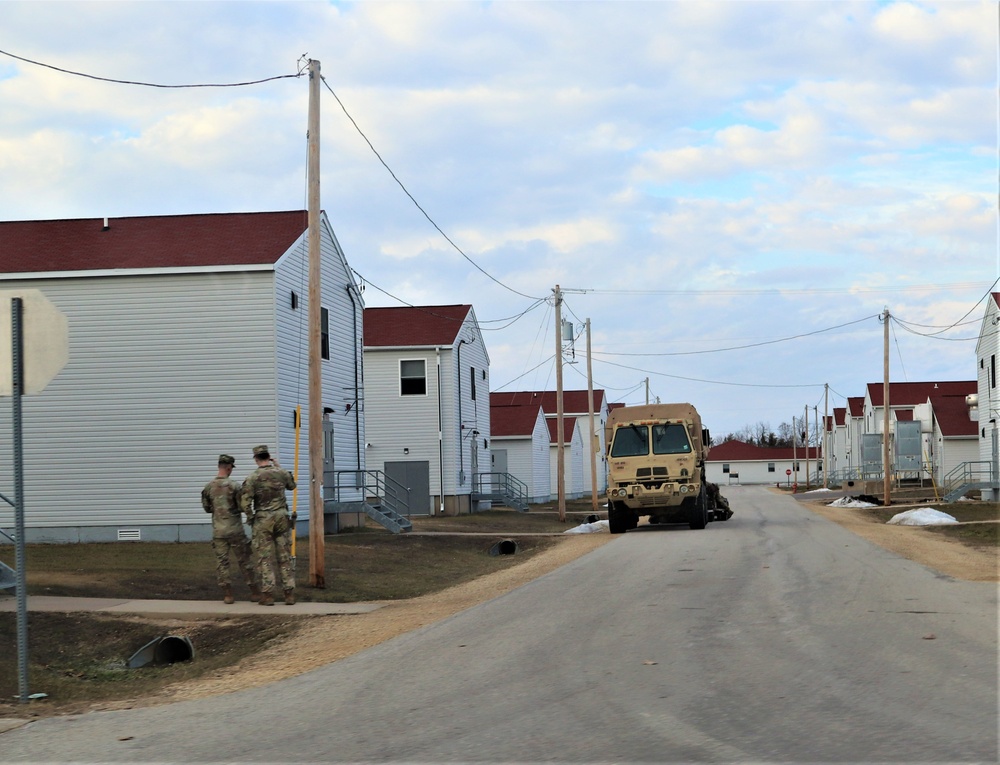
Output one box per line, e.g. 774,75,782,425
218,454,235,465
252,445,270,457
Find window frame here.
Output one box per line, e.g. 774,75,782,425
399,358,428,397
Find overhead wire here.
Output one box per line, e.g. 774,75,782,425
0,47,301,88
591,314,879,357
318,73,544,302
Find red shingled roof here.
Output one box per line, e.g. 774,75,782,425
706,440,820,462
867,381,975,407
546,416,578,444
834,407,846,426
930,395,978,437
0,211,309,273
489,389,606,413
490,404,544,437
363,305,472,347
848,397,864,417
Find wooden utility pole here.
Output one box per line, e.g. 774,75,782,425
586,318,599,515
554,285,566,522
823,384,829,488
307,59,325,587
883,307,892,506
804,405,810,490
792,415,798,490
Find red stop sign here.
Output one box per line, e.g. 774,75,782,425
785,469,792,476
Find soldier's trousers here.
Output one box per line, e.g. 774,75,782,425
251,511,294,594
212,533,256,588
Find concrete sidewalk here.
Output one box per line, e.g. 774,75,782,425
0,594,382,616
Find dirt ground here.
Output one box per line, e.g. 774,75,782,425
124,534,611,710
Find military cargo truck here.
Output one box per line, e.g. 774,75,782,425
604,403,715,533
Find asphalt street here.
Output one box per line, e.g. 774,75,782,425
1,485,996,763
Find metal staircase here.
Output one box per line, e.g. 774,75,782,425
472,472,530,512
327,470,412,533
943,461,998,503
0,528,17,592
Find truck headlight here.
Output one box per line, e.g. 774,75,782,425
679,485,689,494
617,488,627,497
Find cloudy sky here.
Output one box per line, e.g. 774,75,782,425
1,0,997,439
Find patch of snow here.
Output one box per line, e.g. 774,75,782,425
803,488,836,494
886,508,958,526
564,520,609,534
829,497,877,508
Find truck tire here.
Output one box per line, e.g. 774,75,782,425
688,487,708,530
608,501,630,534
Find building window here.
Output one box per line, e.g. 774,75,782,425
992,355,996,389
400,359,427,396
470,367,477,400
768,462,775,473
722,463,730,474
321,307,330,360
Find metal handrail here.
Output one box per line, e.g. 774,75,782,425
472,471,529,508
330,469,412,518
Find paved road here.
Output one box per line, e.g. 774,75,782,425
2,486,996,763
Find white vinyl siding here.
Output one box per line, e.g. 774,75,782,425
0,272,276,530
363,350,442,490
363,308,490,509
548,419,585,500
976,299,1000,464
274,217,365,510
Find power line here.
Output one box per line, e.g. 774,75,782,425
593,357,826,389
592,314,879,357
350,269,546,328
0,47,301,88
563,281,989,296
318,74,543,301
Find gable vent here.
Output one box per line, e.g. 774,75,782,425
117,528,141,541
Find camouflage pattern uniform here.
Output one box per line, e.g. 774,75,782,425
241,445,297,596
706,482,733,521
201,457,257,591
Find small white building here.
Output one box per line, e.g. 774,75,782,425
974,292,1000,499
489,389,608,496
0,211,365,542
706,441,821,486
488,401,551,503
363,305,490,515
862,380,976,479
548,416,585,500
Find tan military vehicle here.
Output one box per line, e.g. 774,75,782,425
604,403,716,533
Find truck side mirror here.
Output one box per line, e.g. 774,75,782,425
702,428,710,447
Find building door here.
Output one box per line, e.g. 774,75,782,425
322,419,336,500
491,449,508,494
384,461,431,516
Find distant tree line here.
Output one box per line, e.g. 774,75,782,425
715,420,819,448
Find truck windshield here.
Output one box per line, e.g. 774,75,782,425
652,423,692,455
610,425,649,457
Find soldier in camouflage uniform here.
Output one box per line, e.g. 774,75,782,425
241,445,297,606
201,454,260,604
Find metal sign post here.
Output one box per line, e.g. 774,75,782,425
0,289,69,704
12,297,28,703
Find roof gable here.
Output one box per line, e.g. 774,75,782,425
546,416,578,444
363,305,472,347
930,394,978,437
490,403,544,437
707,439,820,462
490,389,606,414
866,380,975,407
0,211,309,274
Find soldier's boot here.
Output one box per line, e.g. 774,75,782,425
249,584,263,603
284,589,295,606
258,591,275,606
222,585,234,605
